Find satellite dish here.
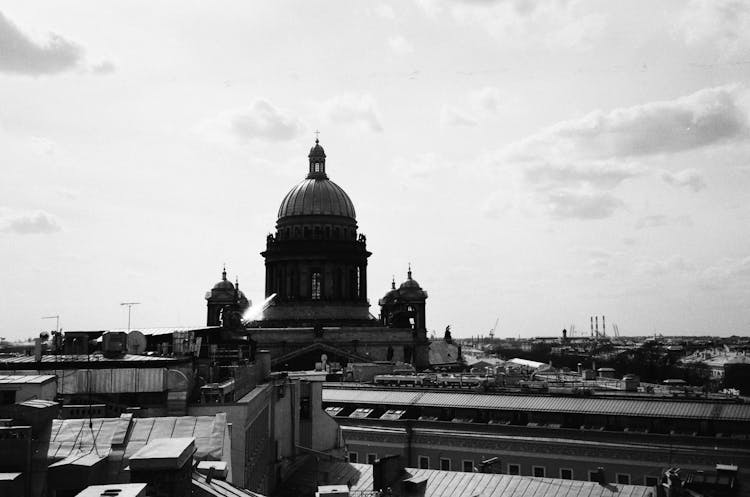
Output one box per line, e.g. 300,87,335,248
126,330,147,355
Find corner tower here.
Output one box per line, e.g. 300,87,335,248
259,139,372,325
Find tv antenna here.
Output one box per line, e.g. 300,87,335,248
120,302,140,331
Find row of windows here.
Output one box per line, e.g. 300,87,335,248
270,266,362,300
277,225,358,241
348,452,660,486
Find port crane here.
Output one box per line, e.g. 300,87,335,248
489,317,499,340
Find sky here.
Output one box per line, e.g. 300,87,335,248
1,0,750,341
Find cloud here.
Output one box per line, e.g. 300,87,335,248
699,255,750,290
90,60,115,75
525,160,641,190
321,94,383,132
387,35,414,55
505,85,750,162
677,0,750,59
519,160,638,220
200,99,304,143
0,11,84,75
392,153,446,181
481,192,511,219
661,168,707,192
545,190,623,220
416,0,607,50
471,87,504,114
638,255,694,277
368,5,396,19
440,105,478,127
0,210,62,234
635,214,692,230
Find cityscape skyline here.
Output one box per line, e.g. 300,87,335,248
2,1,750,340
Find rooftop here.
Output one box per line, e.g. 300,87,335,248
281,461,654,497
48,414,229,469
323,386,750,422
129,438,196,471
0,374,56,384
192,471,264,497
74,483,147,497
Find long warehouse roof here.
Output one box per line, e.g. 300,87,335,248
322,387,750,422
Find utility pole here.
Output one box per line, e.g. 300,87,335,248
41,315,60,332
120,302,140,331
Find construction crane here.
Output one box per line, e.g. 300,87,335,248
489,317,499,340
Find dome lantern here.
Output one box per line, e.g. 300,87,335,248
307,136,327,179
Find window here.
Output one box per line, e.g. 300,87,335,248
440,458,451,471
311,272,321,300
356,267,361,298
300,397,310,419
508,464,520,475
560,468,573,480
314,162,321,172
418,456,429,469
532,466,545,477
462,460,474,472
644,476,659,487
617,474,631,485
589,471,599,482
367,453,377,464
349,452,358,463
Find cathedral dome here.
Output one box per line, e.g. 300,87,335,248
213,279,235,291
278,179,356,219
212,268,235,291
397,267,428,301
277,139,356,221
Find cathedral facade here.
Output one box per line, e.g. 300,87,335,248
208,139,430,370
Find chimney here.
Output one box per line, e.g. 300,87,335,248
372,455,403,492
590,317,593,336
597,467,606,486
196,461,228,482
663,468,683,497
577,363,582,375
129,438,195,497
34,338,42,362
595,317,599,335
257,350,271,381
602,316,606,336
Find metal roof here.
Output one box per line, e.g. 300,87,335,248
48,414,228,466
0,354,177,364
192,471,264,497
401,468,652,497
0,374,56,384
323,387,750,422
281,461,652,497
108,326,219,336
